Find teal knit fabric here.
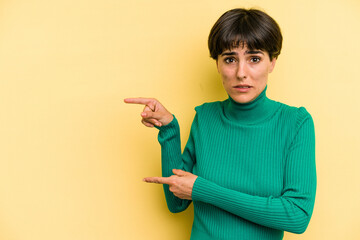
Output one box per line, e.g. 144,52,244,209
157,86,316,240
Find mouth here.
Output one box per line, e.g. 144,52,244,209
233,84,252,89
233,84,252,93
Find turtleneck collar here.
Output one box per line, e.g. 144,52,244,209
223,85,279,124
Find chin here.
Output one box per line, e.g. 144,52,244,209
231,95,255,104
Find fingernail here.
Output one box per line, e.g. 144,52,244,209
141,112,146,117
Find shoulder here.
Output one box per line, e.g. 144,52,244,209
191,101,224,127
277,101,314,129
194,100,223,115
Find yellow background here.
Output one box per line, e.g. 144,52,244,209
1,0,359,239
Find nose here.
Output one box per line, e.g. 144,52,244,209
236,61,247,80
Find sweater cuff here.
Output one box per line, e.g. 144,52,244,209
192,177,220,203
154,114,176,129
155,115,179,137
192,176,250,208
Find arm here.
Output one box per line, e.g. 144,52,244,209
156,115,197,213
124,97,197,213
192,110,316,234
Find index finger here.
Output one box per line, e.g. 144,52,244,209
143,176,171,185
124,98,153,105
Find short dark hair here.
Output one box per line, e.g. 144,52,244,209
208,8,282,60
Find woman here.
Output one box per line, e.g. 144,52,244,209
125,8,316,240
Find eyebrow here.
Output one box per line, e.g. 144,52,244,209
220,52,237,56
245,50,264,55
220,50,264,56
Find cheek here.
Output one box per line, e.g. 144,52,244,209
220,68,233,80
221,74,231,86
250,67,268,82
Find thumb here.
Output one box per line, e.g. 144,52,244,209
172,169,188,176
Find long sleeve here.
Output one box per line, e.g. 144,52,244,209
192,109,317,234
157,115,197,213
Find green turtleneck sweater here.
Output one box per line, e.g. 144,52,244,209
157,86,316,240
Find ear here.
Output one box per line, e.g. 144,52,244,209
269,58,277,73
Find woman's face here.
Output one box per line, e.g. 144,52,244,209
216,45,277,104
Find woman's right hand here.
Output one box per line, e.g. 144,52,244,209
124,98,174,128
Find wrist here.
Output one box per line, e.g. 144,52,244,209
163,114,174,126
155,115,177,131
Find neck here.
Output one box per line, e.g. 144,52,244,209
223,85,278,124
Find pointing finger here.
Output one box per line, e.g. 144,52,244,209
143,176,171,185
124,98,155,107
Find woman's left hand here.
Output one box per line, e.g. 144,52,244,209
143,169,198,200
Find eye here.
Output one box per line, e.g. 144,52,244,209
250,57,261,63
224,57,236,64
